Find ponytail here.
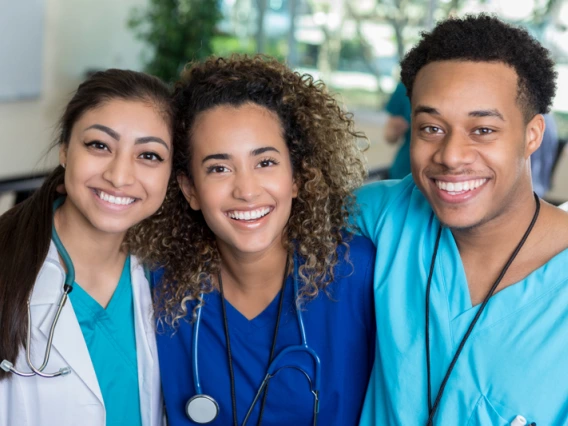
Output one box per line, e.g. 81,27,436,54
0,166,64,380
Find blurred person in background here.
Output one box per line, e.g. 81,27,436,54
383,81,412,179
0,69,173,426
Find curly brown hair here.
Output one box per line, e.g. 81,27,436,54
128,55,368,327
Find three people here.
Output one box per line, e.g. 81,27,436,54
357,15,568,425
131,56,377,425
3,14,567,426
0,69,173,426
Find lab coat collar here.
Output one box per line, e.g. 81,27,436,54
130,255,162,426
31,243,163,424
34,241,104,406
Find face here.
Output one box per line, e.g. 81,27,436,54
59,99,172,235
179,103,298,256
410,61,544,230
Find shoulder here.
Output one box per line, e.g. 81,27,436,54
355,175,416,210
334,233,376,286
343,233,376,260
354,175,420,239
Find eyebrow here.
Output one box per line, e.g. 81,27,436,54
201,146,281,164
413,105,440,117
414,105,505,121
135,136,170,150
85,124,169,150
85,124,120,140
251,146,280,156
468,109,505,121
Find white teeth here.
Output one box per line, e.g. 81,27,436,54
228,207,271,221
97,190,135,205
435,178,487,193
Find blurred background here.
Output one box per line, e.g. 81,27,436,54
1,0,568,214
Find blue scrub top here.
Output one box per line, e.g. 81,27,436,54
355,176,568,425
155,235,376,425
70,256,143,426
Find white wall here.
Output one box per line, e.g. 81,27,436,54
0,0,150,179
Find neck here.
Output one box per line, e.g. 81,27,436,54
54,200,126,273
452,190,537,257
451,189,539,305
217,240,289,319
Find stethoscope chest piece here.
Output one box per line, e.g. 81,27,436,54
186,394,219,424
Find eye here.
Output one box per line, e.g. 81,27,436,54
257,157,279,168
472,127,494,135
421,126,443,134
84,140,110,151
206,165,230,174
139,152,164,162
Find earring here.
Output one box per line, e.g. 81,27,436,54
61,163,66,169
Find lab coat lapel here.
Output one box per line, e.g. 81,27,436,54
131,255,162,426
34,242,104,406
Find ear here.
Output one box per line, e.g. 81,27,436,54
177,174,201,211
524,113,546,158
59,144,68,168
291,177,299,199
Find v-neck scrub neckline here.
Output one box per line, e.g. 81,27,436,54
355,176,568,425
69,256,143,426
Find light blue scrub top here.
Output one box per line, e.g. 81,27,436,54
69,256,143,426
355,176,568,426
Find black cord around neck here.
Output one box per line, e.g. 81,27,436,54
218,256,289,426
425,193,540,425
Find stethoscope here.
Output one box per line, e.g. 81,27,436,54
424,193,540,425
0,199,74,378
185,254,321,425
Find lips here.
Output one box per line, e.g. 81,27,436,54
226,207,272,221
435,178,487,194
94,189,136,205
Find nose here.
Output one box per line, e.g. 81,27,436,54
232,169,261,201
102,153,136,188
433,130,476,170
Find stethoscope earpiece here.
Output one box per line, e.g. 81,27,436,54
186,394,219,424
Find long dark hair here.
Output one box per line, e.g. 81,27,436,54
0,69,173,379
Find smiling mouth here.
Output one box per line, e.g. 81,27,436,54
227,207,272,221
94,189,137,206
434,178,487,195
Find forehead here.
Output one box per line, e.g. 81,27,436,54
192,104,285,149
76,99,169,131
412,61,521,118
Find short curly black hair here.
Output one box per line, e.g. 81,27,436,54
401,14,557,121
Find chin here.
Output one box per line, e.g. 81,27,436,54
90,217,136,235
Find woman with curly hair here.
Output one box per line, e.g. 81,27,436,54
131,55,376,425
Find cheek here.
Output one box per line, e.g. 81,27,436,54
410,141,431,170
141,169,171,199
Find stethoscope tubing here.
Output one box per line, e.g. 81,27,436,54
190,252,321,423
0,202,74,378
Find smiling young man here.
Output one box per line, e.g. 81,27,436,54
356,15,568,425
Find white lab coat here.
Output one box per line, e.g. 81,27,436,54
0,242,164,426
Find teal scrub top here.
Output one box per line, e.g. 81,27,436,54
69,256,143,426
355,176,568,425
385,82,412,179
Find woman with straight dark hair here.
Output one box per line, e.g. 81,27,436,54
0,69,173,426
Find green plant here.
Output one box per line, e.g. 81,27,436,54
129,0,222,83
